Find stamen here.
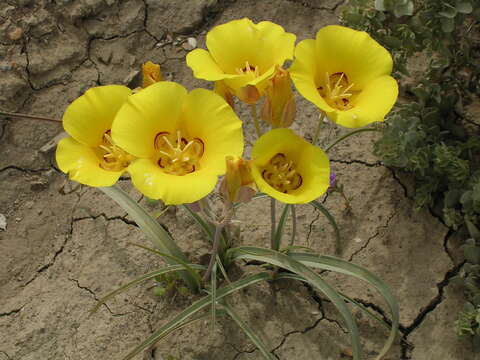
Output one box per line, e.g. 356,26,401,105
261,153,303,194
153,130,204,176
318,71,356,111
98,130,132,172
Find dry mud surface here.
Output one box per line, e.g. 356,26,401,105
0,0,476,359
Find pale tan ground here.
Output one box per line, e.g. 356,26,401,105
0,0,476,359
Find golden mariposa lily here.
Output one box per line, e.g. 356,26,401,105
111,81,244,205
186,18,296,104
56,85,134,187
251,129,330,204
289,25,398,128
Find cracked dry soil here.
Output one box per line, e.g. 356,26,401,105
0,0,477,359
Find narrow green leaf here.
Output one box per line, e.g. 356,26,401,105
310,200,341,252
288,252,399,360
91,264,205,314
122,272,272,360
222,303,275,360
182,204,227,253
228,247,362,360
182,204,214,239
276,272,397,334
100,186,198,291
273,204,291,251
129,243,202,284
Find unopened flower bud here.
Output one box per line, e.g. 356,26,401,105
261,66,296,128
221,156,256,203
142,61,163,88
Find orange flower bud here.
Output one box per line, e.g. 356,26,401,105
214,81,235,109
221,156,256,203
142,61,163,88
261,66,296,128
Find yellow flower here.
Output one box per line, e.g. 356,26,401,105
289,25,398,128
56,85,133,187
142,61,163,88
261,66,296,128
111,81,244,205
186,18,296,103
251,129,330,204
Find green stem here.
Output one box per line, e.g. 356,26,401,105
325,127,380,153
270,198,276,250
290,205,297,246
250,104,262,137
0,111,61,123
312,112,325,145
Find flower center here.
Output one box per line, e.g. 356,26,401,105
317,72,355,111
99,131,132,172
154,130,204,176
262,153,302,194
236,61,260,77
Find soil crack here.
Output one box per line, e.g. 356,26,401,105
403,261,465,335
0,305,24,318
331,159,383,168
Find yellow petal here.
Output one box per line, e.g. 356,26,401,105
314,25,393,88
251,129,330,204
186,49,240,81
56,137,123,187
290,39,335,113
112,81,188,158
128,158,218,205
332,75,399,128
207,19,295,73
63,85,132,147
181,88,244,174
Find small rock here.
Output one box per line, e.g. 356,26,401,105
15,217,21,222
9,27,23,41
182,37,197,51
0,214,6,231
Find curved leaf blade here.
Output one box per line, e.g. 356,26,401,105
122,272,272,360
100,186,198,291
228,247,362,360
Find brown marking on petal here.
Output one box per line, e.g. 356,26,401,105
154,131,171,150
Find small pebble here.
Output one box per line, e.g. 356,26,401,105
8,27,23,41
0,214,6,231
182,37,197,51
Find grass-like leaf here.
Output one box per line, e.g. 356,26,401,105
227,247,362,360
310,200,341,252
100,186,198,291
182,204,214,239
222,302,275,360
129,242,203,285
91,264,205,314
122,272,272,360
272,204,291,251
288,252,399,360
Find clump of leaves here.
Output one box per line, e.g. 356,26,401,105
342,0,480,351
